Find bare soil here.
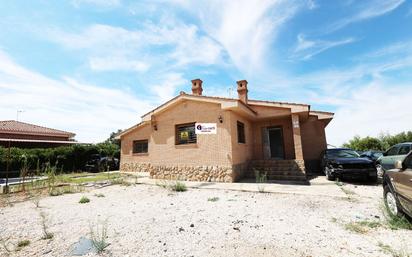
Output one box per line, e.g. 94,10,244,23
0,182,410,257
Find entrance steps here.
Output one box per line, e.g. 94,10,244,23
248,160,307,181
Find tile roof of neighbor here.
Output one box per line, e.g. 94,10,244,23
0,120,75,137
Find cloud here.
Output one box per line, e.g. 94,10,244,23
71,0,121,8
326,82,412,147
89,57,150,72
150,73,186,102
45,21,224,72
326,0,405,32
178,0,305,75
292,34,356,60
0,50,153,143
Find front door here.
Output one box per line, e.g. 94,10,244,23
268,127,284,159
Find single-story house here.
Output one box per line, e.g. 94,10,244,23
117,79,333,182
0,120,77,148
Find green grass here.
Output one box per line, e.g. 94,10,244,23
171,181,187,192
17,239,30,248
381,203,412,230
90,221,109,254
57,172,122,184
79,196,90,204
344,220,382,234
208,197,219,202
378,242,411,257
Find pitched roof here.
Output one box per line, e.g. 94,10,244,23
0,120,75,138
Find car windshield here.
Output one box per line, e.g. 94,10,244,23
327,149,360,158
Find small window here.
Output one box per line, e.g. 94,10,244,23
398,145,411,155
237,121,245,144
176,123,197,145
387,146,400,156
133,140,148,153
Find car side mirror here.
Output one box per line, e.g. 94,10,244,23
394,160,403,169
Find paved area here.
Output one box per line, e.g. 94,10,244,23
126,172,348,198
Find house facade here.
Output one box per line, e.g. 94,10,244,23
118,79,333,182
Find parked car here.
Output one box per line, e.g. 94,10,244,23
321,148,377,182
376,142,412,177
359,150,383,164
85,154,119,172
382,151,412,218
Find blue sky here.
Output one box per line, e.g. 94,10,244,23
0,0,411,145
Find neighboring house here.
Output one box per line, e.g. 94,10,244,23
0,120,77,148
117,79,333,182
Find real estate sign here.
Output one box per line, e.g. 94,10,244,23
195,123,217,134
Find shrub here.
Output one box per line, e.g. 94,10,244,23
208,197,219,202
171,181,187,192
17,239,30,248
79,196,90,204
90,221,109,253
40,212,54,240
94,193,105,198
0,143,120,175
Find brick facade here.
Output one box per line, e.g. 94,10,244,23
119,80,333,182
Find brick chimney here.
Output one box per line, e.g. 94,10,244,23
191,79,203,95
236,80,248,104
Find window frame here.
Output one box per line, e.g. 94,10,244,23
398,145,411,155
387,145,400,156
237,121,246,144
175,122,197,145
132,139,149,154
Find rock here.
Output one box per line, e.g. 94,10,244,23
190,223,194,227
179,227,185,232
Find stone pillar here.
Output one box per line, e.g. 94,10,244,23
291,114,304,160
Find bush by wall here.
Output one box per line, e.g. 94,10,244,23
0,143,120,176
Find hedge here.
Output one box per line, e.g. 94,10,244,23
0,143,120,176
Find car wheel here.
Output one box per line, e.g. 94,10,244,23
376,164,384,177
384,186,401,217
324,167,335,181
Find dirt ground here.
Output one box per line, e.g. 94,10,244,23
0,180,411,257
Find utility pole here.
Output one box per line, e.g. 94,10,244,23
16,110,24,121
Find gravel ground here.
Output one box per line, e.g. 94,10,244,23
0,182,411,257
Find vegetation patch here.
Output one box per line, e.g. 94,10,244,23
90,221,109,254
17,239,30,248
208,197,219,202
381,204,412,230
344,220,382,234
40,211,54,240
94,193,105,198
254,168,267,193
79,196,90,204
171,181,187,192
378,242,411,257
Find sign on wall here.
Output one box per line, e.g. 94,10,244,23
195,123,217,134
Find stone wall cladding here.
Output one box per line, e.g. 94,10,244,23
121,162,235,182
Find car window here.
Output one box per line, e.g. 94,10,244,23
398,145,411,155
327,149,360,158
387,146,400,156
